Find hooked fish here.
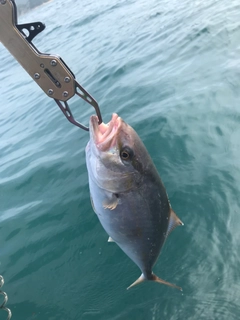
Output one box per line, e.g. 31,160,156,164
85,113,183,290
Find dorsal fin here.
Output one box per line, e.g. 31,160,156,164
166,208,184,238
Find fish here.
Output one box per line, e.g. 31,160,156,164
85,113,183,290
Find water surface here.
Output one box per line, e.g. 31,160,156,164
1,0,240,319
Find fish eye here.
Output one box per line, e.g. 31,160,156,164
121,150,130,160
120,147,133,161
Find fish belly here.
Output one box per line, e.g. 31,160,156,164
88,175,170,273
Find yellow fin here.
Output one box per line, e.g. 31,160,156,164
166,208,184,238
127,273,182,291
151,274,182,291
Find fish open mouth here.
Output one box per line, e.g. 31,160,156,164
89,113,121,150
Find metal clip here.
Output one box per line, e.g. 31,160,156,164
0,0,102,130
0,276,12,320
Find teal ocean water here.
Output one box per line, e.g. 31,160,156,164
1,0,240,319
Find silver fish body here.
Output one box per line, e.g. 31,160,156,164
85,113,183,290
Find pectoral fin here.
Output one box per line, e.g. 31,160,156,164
166,208,184,238
102,194,119,210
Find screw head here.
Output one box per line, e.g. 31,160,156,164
40,63,44,68
0,0,7,5
50,60,57,66
64,77,70,83
34,73,40,79
48,89,54,95
63,91,69,98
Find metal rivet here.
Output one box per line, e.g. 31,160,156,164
0,0,6,5
50,60,57,66
63,91,69,98
48,89,54,95
40,63,44,68
34,73,40,79
64,77,70,83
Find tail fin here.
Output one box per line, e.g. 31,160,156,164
127,273,182,291
127,274,145,290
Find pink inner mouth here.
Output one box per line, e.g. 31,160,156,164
90,113,121,150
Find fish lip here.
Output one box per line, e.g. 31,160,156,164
89,113,121,151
